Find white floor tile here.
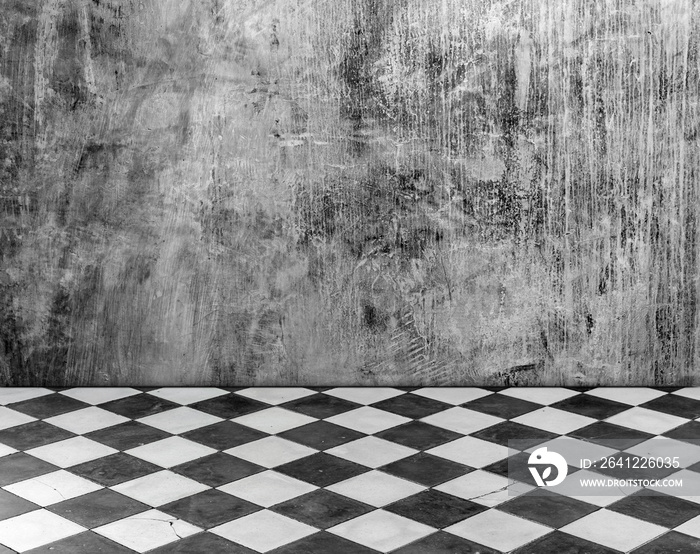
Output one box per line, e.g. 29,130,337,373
224,437,316,468
675,514,700,538
0,509,86,552
44,407,129,434
584,387,668,405
412,388,493,405
0,388,53,406
560,509,666,551
137,406,223,434
147,387,230,405
420,407,503,435
673,388,700,402
445,509,551,551
58,387,141,405
498,387,580,405
210,510,317,552
326,436,417,468
427,436,510,468
327,470,426,507
625,437,700,467
218,470,317,507
126,436,216,468
328,510,435,553
605,407,689,435
25,436,117,468
646,469,700,502
512,407,597,435
111,470,209,506
326,406,410,435
434,470,532,507
323,388,405,405
4,470,102,506
93,509,200,553
234,388,317,405
0,407,36,431
232,407,316,434
0,443,17,458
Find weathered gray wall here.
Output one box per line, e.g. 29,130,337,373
1,0,699,385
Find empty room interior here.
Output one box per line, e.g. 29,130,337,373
1,0,700,552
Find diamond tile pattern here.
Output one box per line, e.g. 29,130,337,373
0,386,698,553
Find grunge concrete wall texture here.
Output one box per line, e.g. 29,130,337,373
1,0,699,386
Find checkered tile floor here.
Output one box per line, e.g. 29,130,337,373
1,387,700,553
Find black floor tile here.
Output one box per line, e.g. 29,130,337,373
70,452,162,486
568,422,654,450
0,452,58,486
380,453,471,487
182,421,269,450
512,531,620,553
160,489,260,529
392,531,500,553
269,531,378,554
630,531,700,553
84,421,171,451
189,394,269,419
280,394,360,419
662,421,700,443
640,395,700,419
385,489,486,528
23,531,135,553
0,489,39,519
7,394,89,419
370,394,451,419
482,451,531,481
470,421,558,449
375,421,462,451
275,452,369,487
606,490,700,528
278,421,365,451
463,394,542,419
271,489,372,529
47,488,148,528
171,452,264,487
99,394,179,419
551,394,630,420
147,532,258,554
0,421,75,451
498,489,599,528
